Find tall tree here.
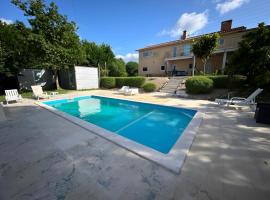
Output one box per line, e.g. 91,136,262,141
99,43,115,75
81,40,99,66
0,21,34,76
12,0,82,87
81,41,115,76
126,61,138,76
228,23,270,87
108,58,127,77
0,41,6,75
192,33,219,75
81,41,114,66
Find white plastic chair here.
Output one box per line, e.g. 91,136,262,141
31,85,49,100
5,89,22,104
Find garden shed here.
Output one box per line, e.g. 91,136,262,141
59,66,99,90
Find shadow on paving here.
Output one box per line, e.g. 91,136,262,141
0,104,269,200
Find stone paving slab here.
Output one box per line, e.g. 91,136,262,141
0,90,270,200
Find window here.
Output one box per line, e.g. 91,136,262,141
143,51,153,57
183,44,191,56
160,66,165,71
172,46,177,57
143,67,148,72
189,63,193,69
219,38,224,45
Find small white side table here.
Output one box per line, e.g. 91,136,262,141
50,92,59,96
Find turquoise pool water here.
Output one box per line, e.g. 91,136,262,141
44,96,196,154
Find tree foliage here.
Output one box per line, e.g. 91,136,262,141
108,58,127,77
126,61,138,76
192,33,219,75
227,23,270,87
11,0,82,70
0,21,34,76
0,0,128,80
81,41,115,67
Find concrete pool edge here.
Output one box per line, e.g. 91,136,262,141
36,96,203,173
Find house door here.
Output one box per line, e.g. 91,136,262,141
205,61,212,74
171,65,176,75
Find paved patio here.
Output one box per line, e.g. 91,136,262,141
0,90,270,200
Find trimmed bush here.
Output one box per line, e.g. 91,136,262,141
115,77,145,88
185,76,213,94
207,75,247,89
115,77,126,88
230,75,247,88
207,75,228,88
125,77,145,87
142,83,156,92
100,77,116,89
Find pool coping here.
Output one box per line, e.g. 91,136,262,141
36,95,203,173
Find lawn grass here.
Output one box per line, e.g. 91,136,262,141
0,88,72,102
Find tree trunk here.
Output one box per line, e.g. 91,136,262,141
54,69,60,89
203,62,206,75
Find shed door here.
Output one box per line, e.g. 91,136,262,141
75,66,99,90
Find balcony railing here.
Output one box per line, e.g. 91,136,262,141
174,51,193,57
166,51,193,60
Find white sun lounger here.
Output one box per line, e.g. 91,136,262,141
118,86,129,94
5,89,22,104
31,85,50,100
215,88,263,106
125,88,139,95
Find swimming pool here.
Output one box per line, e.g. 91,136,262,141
40,95,202,172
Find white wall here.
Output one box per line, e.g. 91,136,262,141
74,66,99,90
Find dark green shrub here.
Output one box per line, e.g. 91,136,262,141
126,61,138,76
142,83,156,92
100,77,116,88
125,77,145,87
207,75,228,88
230,75,247,88
115,77,145,88
115,77,126,88
207,75,247,89
186,76,213,94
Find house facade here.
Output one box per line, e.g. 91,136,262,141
137,20,249,76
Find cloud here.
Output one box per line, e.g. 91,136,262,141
0,18,13,25
159,11,208,38
216,0,249,14
116,53,139,63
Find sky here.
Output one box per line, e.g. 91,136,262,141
1,0,270,62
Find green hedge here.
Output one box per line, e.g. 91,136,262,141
115,77,126,88
100,76,146,89
207,75,228,88
207,75,247,89
115,77,145,88
142,83,156,92
100,77,116,88
230,75,247,88
186,76,213,94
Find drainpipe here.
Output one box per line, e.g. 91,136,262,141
221,51,227,74
192,56,196,76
